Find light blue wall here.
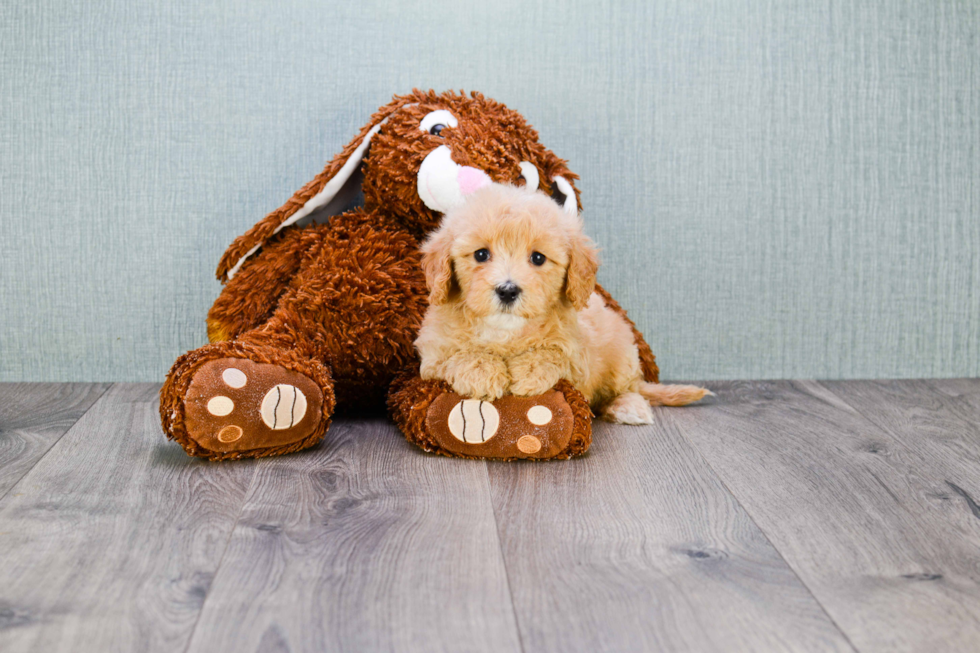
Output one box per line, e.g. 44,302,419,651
2,0,978,381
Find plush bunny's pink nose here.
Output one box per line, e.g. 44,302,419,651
457,166,492,195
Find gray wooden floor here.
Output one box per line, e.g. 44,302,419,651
1,381,979,652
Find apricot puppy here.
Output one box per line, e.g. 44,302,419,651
416,184,709,424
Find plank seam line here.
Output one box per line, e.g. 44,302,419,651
0,382,114,505
820,379,971,450
181,461,258,653
813,380,910,440
483,463,527,653
666,390,862,653
818,379,980,522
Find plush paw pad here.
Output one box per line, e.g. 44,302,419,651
526,405,552,425
425,390,574,459
217,425,243,443
222,368,247,388
183,358,323,453
517,435,542,454
207,396,235,416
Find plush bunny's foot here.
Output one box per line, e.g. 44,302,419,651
389,375,592,460
161,342,335,460
182,358,324,454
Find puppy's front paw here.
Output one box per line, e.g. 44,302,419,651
507,350,564,397
445,352,510,401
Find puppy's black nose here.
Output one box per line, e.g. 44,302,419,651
495,282,522,305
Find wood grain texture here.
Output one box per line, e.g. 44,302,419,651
663,381,980,653
820,379,980,516
0,384,257,653
5,382,980,652
487,419,854,653
185,419,522,653
0,383,110,498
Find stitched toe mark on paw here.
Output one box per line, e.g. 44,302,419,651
260,384,308,430
447,400,499,443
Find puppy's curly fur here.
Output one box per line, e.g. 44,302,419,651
416,184,709,425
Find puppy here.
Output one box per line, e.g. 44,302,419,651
416,184,709,424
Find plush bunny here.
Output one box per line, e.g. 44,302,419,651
160,89,659,460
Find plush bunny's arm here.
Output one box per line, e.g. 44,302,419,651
206,227,313,342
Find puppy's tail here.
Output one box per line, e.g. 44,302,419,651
639,382,713,407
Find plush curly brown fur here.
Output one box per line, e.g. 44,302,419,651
160,89,656,460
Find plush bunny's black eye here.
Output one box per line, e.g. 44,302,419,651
474,248,490,262
530,251,546,266
420,110,457,136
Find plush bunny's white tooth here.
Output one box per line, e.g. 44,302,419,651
552,175,578,214
518,161,540,191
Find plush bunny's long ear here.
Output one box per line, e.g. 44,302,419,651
216,97,412,281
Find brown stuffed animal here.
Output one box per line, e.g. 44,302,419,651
160,89,659,461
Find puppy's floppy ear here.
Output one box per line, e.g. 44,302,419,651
564,229,600,311
216,94,415,281
420,224,456,305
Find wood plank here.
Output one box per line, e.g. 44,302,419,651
185,419,522,653
819,379,980,516
662,380,980,653
0,383,110,498
0,383,257,653
487,419,854,653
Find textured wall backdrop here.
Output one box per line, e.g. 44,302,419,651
1,0,978,381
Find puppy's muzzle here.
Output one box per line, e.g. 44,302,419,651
495,282,522,306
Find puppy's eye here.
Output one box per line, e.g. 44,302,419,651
474,248,491,263
530,251,546,266
429,124,446,137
